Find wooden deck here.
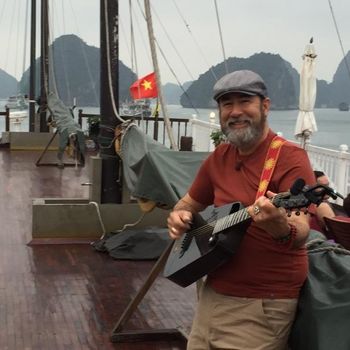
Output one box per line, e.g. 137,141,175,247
0,148,195,349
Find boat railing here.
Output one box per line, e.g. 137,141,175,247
77,110,350,201
190,117,350,202
0,107,10,131
78,109,190,149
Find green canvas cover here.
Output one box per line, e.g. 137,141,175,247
289,230,350,350
47,92,85,156
120,122,209,208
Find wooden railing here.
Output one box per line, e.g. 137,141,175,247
78,109,191,149
0,107,10,131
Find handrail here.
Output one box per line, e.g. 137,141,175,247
0,107,10,131
78,109,190,149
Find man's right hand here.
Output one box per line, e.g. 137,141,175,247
167,210,193,239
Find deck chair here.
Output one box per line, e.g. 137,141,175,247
324,217,350,250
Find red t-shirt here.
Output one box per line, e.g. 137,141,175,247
188,130,315,298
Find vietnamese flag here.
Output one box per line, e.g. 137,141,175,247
129,72,158,99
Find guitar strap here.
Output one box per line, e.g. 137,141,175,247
255,135,286,200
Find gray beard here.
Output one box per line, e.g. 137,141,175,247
222,116,265,149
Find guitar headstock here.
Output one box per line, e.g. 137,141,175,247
272,178,344,213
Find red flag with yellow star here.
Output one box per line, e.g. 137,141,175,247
130,72,158,99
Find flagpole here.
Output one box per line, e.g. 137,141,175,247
144,0,178,150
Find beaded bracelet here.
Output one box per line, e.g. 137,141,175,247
274,224,297,244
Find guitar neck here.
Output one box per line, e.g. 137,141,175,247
213,208,251,234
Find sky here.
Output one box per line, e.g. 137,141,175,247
1,0,350,86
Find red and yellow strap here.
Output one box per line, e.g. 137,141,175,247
255,135,286,200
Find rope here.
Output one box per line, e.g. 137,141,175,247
151,6,195,81
135,0,201,117
113,212,147,234
171,0,218,82
328,0,350,85
89,202,107,239
22,0,29,83
4,0,17,74
213,0,228,74
129,0,139,76
306,238,350,255
67,0,99,105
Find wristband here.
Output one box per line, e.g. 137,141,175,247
274,224,297,244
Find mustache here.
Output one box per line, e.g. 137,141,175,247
225,117,252,126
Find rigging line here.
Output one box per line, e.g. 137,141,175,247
129,0,139,76
156,42,201,116
119,20,132,58
171,0,218,82
213,0,228,74
50,0,69,100
104,0,125,123
151,5,195,81
136,0,201,117
0,0,8,25
4,0,17,74
67,0,99,106
133,0,153,66
145,2,201,116
21,0,29,84
59,0,71,103
328,0,350,84
47,1,59,97
15,0,21,84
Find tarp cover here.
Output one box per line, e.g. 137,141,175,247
289,230,350,350
120,123,209,208
47,92,85,155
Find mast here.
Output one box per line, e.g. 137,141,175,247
29,0,36,131
144,0,178,150
99,0,122,203
39,0,49,132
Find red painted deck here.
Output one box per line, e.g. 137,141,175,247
0,148,195,349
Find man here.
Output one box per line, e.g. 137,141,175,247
167,70,315,350
343,193,350,216
309,170,335,234
314,170,330,188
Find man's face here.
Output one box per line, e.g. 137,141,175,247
317,175,330,200
317,175,330,187
218,93,270,149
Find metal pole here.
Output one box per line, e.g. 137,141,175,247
144,0,178,150
40,0,49,132
99,0,122,203
29,0,36,131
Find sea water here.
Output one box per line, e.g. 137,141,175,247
1,99,349,151
164,105,350,151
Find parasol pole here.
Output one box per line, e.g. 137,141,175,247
144,0,178,150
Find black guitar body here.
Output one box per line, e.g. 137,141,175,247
164,202,251,287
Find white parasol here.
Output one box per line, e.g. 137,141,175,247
294,38,318,148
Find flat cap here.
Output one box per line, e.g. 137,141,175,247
213,70,268,101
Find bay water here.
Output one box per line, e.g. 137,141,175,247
1,99,349,151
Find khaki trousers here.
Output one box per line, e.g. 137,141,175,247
187,284,297,350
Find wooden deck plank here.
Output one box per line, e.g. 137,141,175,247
0,149,195,349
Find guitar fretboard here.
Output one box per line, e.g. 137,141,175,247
212,208,251,234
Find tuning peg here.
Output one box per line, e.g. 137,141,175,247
295,210,301,216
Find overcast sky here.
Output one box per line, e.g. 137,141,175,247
1,0,350,86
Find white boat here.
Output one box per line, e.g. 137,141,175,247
6,94,29,111
120,99,152,117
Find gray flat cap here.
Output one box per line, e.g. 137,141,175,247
213,70,268,101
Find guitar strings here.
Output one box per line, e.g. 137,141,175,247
182,192,299,240
188,208,250,238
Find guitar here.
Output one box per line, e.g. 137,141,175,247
163,179,342,287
